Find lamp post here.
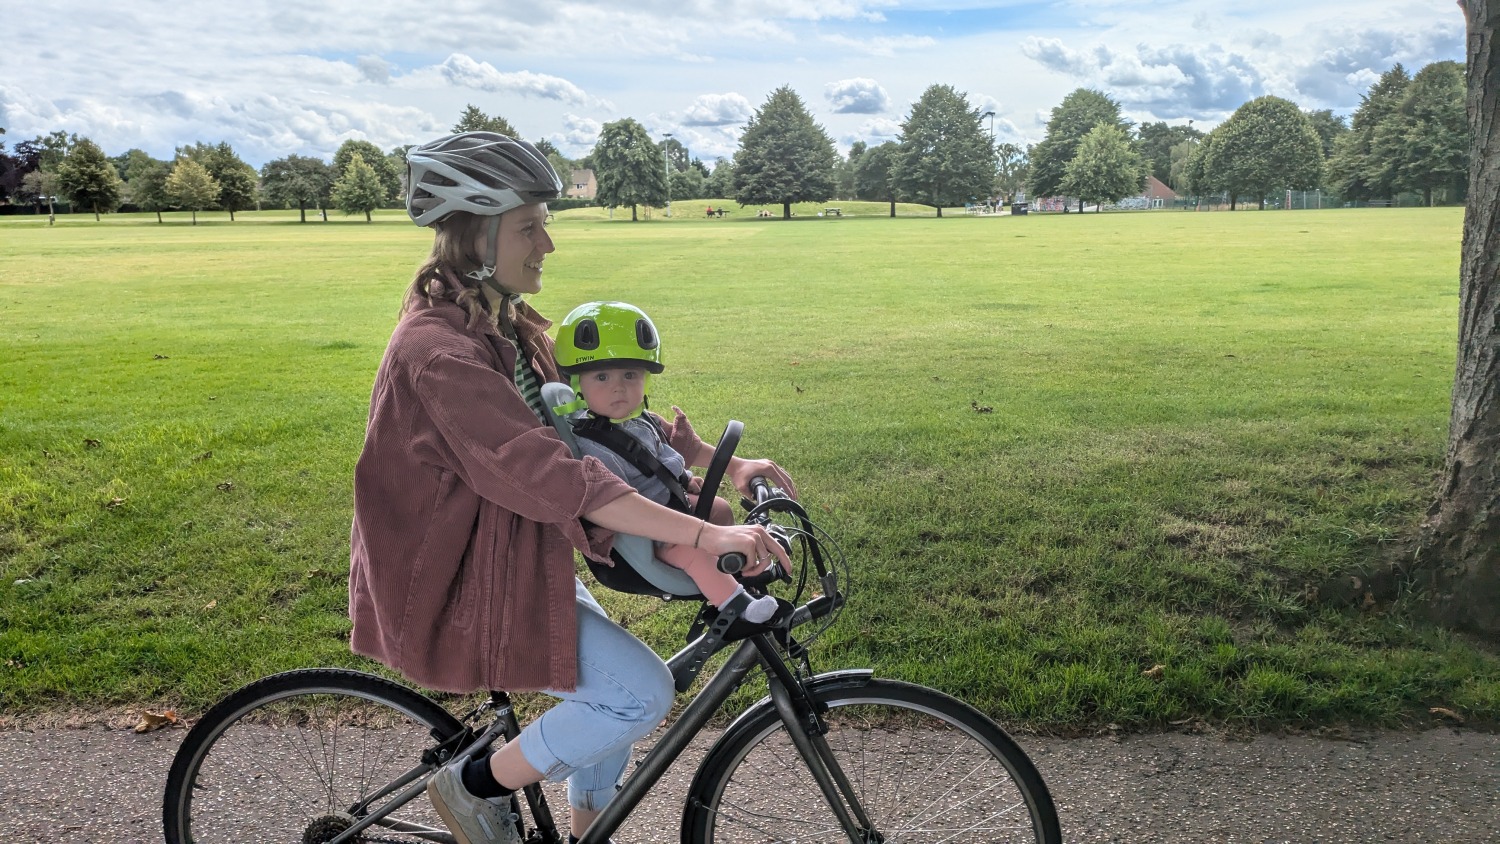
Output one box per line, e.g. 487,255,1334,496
663,132,673,218
980,111,996,207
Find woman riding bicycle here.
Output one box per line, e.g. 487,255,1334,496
347,131,794,844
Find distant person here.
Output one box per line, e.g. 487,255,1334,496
348,131,794,844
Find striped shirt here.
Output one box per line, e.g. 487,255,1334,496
500,317,548,422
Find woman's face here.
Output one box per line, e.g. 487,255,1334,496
481,203,554,295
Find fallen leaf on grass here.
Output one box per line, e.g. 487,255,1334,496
194,451,213,461
135,710,180,733
1142,664,1165,679
971,401,993,414
203,599,217,610
1430,707,1464,724
216,481,234,491
105,497,126,509
84,438,101,448
1360,591,1377,611
153,354,170,360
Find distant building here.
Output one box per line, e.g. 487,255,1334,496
567,169,597,200
1139,175,1177,209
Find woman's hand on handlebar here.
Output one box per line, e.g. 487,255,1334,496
699,521,790,577
727,457,796,501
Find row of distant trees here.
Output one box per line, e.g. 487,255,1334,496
0,58,1468,224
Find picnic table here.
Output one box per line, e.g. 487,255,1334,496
823,207,842,217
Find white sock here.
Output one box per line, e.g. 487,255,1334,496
743,593,778,623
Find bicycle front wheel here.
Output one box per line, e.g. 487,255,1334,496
683,678,1061,844
163,668,467,844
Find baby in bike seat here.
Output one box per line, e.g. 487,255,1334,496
552,301,781,625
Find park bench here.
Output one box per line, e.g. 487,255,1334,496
823,207,842,216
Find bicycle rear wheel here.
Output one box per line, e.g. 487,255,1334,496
682,678,1060,843
163,668,467,844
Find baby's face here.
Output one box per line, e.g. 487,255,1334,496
577,367,648,420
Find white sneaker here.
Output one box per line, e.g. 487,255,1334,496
427,762,522,844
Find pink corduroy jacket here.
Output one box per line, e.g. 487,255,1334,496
348,293,701,693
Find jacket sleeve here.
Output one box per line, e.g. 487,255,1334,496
414,350,636,553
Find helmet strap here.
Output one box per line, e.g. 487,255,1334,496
463,215,504,289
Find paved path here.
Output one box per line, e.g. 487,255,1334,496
1,725,1495,843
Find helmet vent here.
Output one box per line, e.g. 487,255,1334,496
574,320,600,351
635,319,658,350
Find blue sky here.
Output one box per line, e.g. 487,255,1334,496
2,1,1466,169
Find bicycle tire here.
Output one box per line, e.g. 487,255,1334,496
681,678,1061,844
163,668,467,844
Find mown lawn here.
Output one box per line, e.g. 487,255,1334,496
1,204,1495,730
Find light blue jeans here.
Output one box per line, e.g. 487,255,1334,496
515,579,675,811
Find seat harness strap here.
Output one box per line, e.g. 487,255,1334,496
573,415,694,513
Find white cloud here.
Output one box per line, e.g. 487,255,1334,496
856,117,903,142
681,93,755,127
821,33,937,57
358,55,392,85
825,78,891,114
436,54,593,105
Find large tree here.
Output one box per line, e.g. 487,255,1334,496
57,138,123,220
331,153,387,222
262,155,333,223
1327,65,1413,202
454,104,518,137
1409,0,1499,635
1375,60,1469,206
126,159,173,223
592,118,666,221
333,139,400,204
20,169,60,218
1028,88,1131,212
732,85,838,219
165,158,220,225
889,84,995,217
704,159,736,199
853,141,900,217
1197,96,1324,209
1059,124,1147,211
176,141,260,219
994,142,1031,204
1136,121,1203,185
1302,109,1349,161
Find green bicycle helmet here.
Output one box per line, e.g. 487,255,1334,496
555,301,664,374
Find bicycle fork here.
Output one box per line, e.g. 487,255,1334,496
751,637,882,844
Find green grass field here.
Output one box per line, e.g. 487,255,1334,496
2,204,1496,730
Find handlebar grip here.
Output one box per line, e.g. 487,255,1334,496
717,552,747,574
750,476,771,502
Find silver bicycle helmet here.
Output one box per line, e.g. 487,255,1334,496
406,131,562,285
405,131,562,227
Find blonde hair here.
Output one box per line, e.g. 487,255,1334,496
401,212,496,330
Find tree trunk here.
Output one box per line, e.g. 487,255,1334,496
93,203,100,221
299,202,307,223
191,210,198,225
365,209,372,222
1230,196,1238,211
783,202,791,219
889,199,896,218
1258,197,1266,210
1410,0,1500,635
156,211,162,224
631,204,638,221
230,209,236,222
936,206,943,218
